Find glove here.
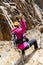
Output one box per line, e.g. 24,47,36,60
18,13,23,19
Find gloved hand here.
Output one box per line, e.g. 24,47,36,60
17,13,23,19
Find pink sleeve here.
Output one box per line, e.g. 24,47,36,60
11,28,16,35
20,18,26,33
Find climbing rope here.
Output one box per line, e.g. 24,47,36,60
0,6,14,30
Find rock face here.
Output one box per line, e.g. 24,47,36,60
36,25,43,33
0,23,11,41
0,41,21,65
26,29,41,40
35,0,43,9
0,22,11,40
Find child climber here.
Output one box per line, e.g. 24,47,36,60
11,13,38,55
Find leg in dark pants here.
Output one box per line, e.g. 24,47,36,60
22,39,38,55
28,39,38,49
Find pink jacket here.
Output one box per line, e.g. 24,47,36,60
11,19,29,50
11,19,26,40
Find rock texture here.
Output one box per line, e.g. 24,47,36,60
0,41,21,65
35,0,43,9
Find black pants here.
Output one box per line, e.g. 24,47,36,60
22,39,38,55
